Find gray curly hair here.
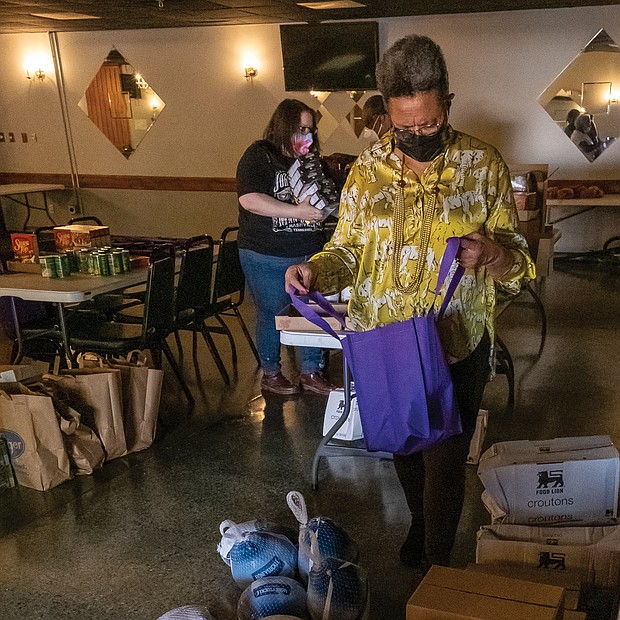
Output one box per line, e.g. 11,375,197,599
376,35,450,101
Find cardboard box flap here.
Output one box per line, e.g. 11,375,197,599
465,562,583,610
476,524,620,589
479,436,617,468
421,565,564,608
407,566,563,620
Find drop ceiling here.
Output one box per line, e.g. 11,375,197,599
0,0,618,34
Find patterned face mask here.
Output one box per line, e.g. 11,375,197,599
291,131,314,156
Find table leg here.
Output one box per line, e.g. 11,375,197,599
56,303,75,368
311,356,392,490
9,297,24,364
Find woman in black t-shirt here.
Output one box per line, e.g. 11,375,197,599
236,99,335,396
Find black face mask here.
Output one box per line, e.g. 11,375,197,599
395,127,448,162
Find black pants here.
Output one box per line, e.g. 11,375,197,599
392,329,491,566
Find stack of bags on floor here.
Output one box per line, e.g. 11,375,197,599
216,490,368,620
407,435,620,619
0,356,163,491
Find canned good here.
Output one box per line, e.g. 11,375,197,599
109,251,124,275
120,250,131,272
77,249,91,274
93,252,110,276
40,255,58,278
62,249,79,273
54,254,70,278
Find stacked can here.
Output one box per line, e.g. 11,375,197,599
40,254,70,278
75,248,131,276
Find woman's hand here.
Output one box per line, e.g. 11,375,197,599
285,261,318,295
295,199,323,222
458,232,514,279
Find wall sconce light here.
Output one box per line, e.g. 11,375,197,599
26,67,46,81
24,53,51,82
244,67,258,81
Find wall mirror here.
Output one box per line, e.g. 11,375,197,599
538,29,620,162
78,48,166,158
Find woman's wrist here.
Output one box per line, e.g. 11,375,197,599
486,246,515,280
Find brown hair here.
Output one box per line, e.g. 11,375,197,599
263,99,319,157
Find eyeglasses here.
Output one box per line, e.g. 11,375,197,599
393,122,442,137
298,126,315,135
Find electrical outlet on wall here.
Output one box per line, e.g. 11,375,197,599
8,132,15,142
21,133,28,143
0,132,5,142
30,133,37,142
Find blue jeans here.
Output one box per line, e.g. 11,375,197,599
239,248,324,375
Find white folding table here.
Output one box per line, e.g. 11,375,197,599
0,268,148,365
280,328,392,489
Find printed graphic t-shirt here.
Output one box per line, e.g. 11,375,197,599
236,140,325,257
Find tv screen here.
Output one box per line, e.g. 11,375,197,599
280,22,379,92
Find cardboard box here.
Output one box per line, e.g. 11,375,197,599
514,192,538,210
467,409,488,465
0,362,50,383
10,232,39,260
476,523,620,589
406,565,564,619
518,209,540,221
5,260,42,274
477,436,619,525
563,611,587,620
53,225,111,250
275,303,351,332
323,389,363,441
466,562,582,610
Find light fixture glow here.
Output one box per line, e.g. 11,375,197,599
244,67,258,81
24,52,51,81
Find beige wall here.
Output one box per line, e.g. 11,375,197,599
1,6,619,249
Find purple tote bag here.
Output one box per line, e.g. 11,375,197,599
289,236,464,456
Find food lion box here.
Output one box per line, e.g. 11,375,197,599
477,435,619,526
322,389,363,441
476,523,620,590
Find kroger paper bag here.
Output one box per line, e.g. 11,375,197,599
0,383,70,491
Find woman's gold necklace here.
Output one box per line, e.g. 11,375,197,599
392,159,437,294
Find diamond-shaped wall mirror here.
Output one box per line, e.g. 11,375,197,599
538,29,620,162
78,48,166,159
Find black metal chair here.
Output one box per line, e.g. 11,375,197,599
210,226,260,367
172,234,231,383
65,245,194,406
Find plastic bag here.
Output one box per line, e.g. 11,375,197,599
218,520,298,588
156,605,215,620
306,530,369,620
287,491,359,585
237,576,308,620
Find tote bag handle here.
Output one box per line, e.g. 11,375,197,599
288,236,464,333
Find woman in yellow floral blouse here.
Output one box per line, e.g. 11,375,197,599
287,35,535,570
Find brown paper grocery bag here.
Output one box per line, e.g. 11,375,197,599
77,352,163,453
54,370,127,461
0,384,71,491
56,404,105,476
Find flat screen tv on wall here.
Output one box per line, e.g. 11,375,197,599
280,21,379,92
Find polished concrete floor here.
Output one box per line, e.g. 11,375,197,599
0,258,619,620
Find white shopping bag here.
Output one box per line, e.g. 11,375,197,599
322,389,363,441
